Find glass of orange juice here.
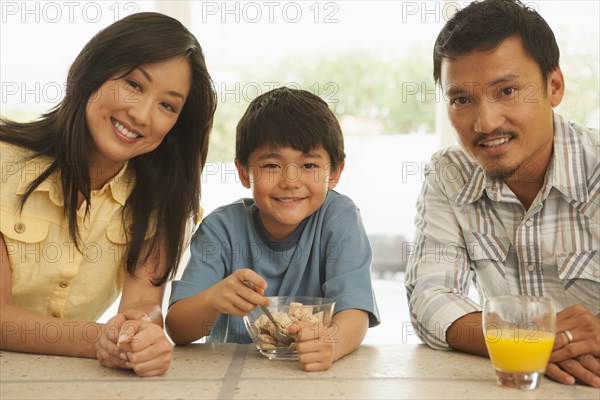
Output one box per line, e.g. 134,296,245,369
482,295,556,390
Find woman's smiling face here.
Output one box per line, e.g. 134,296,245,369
85,56,192,173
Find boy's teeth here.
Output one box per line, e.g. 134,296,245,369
113,119,139,139
482,137,510,147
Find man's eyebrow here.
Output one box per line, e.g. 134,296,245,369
137,67,186,100
488,73,520,87
445,74,521,97
446,86,465,97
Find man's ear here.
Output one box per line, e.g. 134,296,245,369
327,161,345,190
235,160,251,189
548,67,565,107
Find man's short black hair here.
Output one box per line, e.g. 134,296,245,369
433,0,560,86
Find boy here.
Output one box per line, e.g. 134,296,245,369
166,87,380,371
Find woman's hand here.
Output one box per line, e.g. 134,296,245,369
115,309,173,377
96,309,172,377
96,313,130,370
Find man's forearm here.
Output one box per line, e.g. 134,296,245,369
446,311,488,356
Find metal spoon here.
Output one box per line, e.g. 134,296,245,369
243,281,294,345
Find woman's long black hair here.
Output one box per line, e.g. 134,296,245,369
0,12,217,285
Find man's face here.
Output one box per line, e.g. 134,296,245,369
441,36,564,181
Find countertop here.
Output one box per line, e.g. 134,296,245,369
1,343,598,399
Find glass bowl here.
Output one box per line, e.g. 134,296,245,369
243,296,336,360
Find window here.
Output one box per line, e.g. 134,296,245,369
2,1,598,342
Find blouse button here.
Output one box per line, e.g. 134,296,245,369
14,222,26,234
527,264,535,272
59,281,68,289
525,219,533,228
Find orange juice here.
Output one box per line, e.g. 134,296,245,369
484,328,555,373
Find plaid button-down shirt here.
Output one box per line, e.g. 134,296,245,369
405,112,600,350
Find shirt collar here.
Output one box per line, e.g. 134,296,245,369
102,162,132,206
16,157,132,207
15,155,63,206
454,112,588,206
454,157,487,206
546,112,589,203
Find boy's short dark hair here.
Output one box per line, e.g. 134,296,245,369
235,87,345,171
433,0,560,86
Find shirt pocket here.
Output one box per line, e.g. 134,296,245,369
556,250,600,315
0,211,50,267
106,219,129,245
105,219,130,268
464,232,510,277
557,250,600,286
105,218,157,269
1,212,49,243
105,218,157,244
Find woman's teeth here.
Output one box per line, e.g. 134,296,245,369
112,119,139,139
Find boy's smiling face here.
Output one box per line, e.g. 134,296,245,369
236,145,344,241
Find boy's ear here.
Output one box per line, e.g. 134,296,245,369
327,161,345,190
235,161,252,189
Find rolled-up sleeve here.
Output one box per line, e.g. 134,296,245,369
404,156,480,350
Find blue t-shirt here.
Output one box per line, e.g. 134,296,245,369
169,190,380,343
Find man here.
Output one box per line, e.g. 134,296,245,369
405,0,599,388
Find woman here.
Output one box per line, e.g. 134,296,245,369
0,12,216,376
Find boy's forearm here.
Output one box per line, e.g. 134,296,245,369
330,309,369,362
165,292,218,345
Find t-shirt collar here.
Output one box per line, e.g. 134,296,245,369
251,204,308,252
